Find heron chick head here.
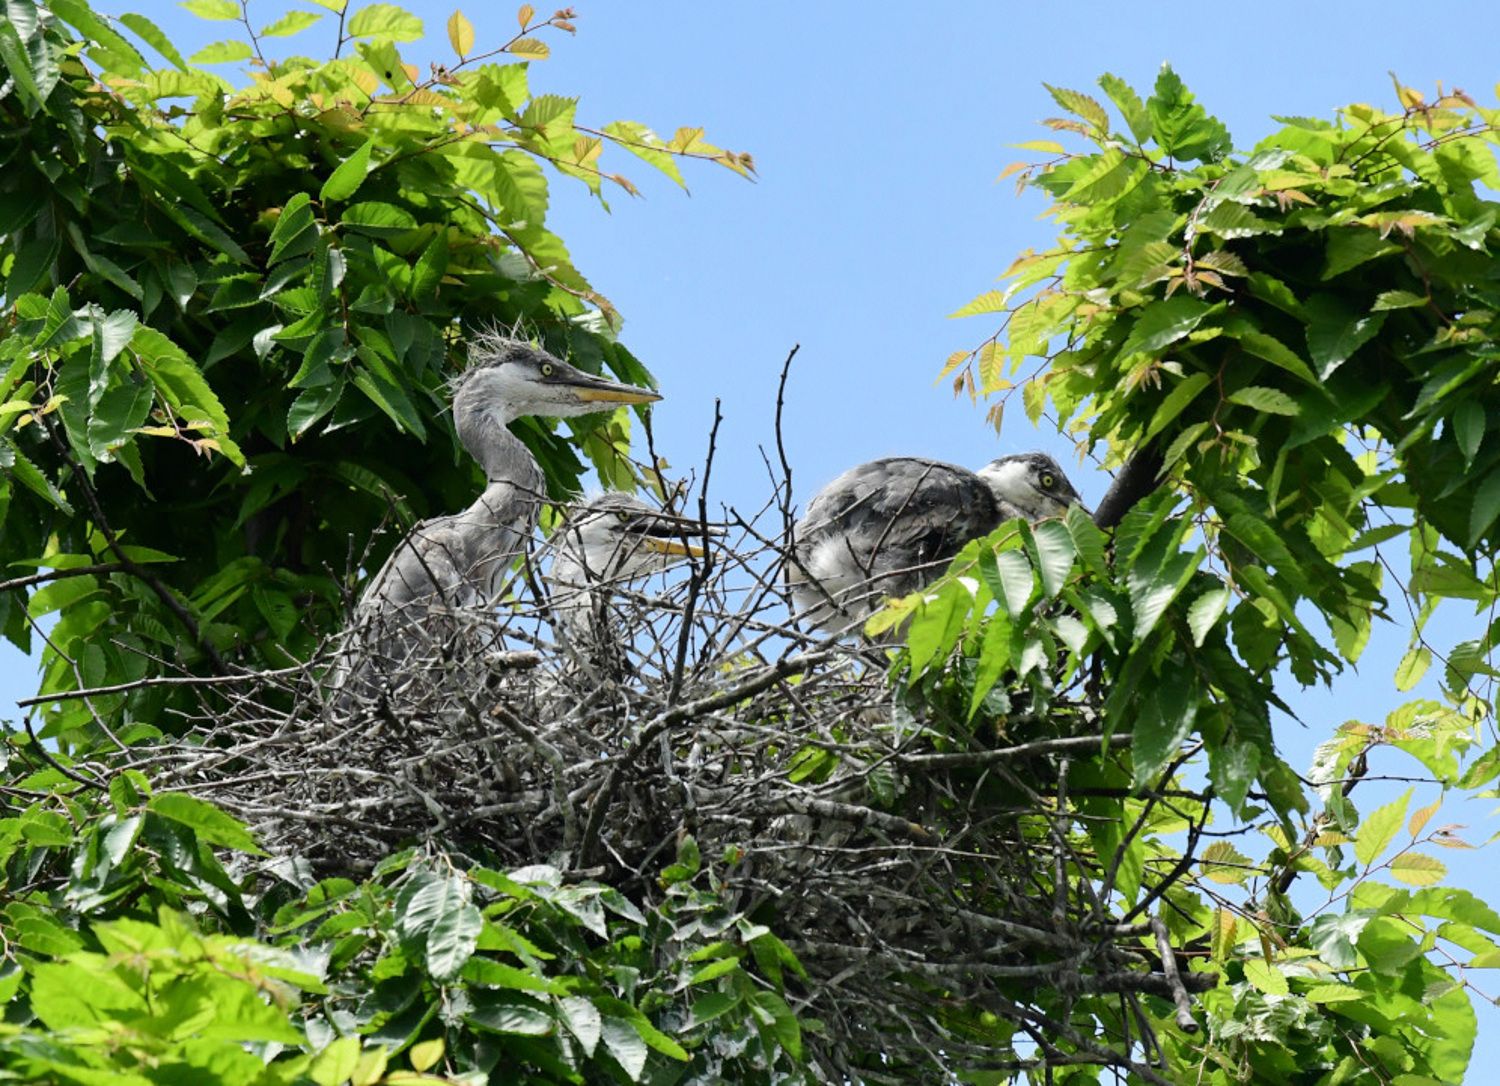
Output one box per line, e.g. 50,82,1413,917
977,452,1086,521
455,330,660,428
554,492,720,583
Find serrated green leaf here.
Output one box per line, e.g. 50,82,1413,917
1371,289,1427,310
1142,371,1212,443
1027,520,1075,598
188,37,252,63
1355,788,1411,866
179,0,240,20
346,2,423,41
1468,467,1500,546
259,9,321,37
1098,72,1150,142
148,792,265,854
1394,646,1431,692
320,138,375,203
1044,83,1109,133
1390,852,1446,886
1304,294,1385,380
1454,401,1486,467
119,12,188,69
1187,586,1229,646
1242,959,1289,996
1227,385,1301,416
1120,296,1213,359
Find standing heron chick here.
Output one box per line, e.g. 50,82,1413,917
334,334,663,703
548,492,718,676
789,451,1085,633
356,334,662,624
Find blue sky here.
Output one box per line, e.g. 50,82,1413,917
6,0,1500,1064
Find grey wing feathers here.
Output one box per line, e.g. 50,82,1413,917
357,515,471,616
791,458,1000,630
800,458,998,563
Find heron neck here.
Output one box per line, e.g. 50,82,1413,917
460,411,530,482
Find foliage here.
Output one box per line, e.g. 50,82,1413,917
10,0,1500,1078
0,0,748,747
917,65,1500,1080
0,763,803,1083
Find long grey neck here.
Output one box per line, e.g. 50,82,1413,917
463,412,530,482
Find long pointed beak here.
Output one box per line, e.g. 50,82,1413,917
627,511,725,558
560,371,662,406
643,537,704,558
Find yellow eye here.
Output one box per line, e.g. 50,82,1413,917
1040,473,1056,489
540,362,554,376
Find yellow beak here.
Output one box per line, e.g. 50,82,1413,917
574,387,662,405
643,537,704,557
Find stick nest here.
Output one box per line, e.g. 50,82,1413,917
110,485,1205,1083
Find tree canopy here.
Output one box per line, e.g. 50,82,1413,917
5,2,1500,1082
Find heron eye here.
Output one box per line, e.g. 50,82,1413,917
1040,472,1056,489
540,362,554,377
616,511,630,523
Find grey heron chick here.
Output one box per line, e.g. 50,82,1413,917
548,492,717,677
788,451,1085,633
356,335,662,625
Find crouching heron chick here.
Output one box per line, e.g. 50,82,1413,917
788,451,1085,633
547,492,721,678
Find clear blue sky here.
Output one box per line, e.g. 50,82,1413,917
6,0,1500,1066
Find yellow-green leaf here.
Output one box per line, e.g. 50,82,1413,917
259,10,322,37
180,0,240,21
509,36,549,59
409,1038,444,1073
1242,959,1288,996
1355,787,1411,866
1394,646,1430,692
346,3,423,41
447,9,474,55
1409,798,1440,838
1389,851,1446,886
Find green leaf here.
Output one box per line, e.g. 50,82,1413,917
1120,296,1213,359
1390,852,1446,886
119,12,188,70
1098,72,1150,142
1304,294,1385,380
1454,401,1486,467
1371,289,1427,310
148,792,266,854
425,902,482,981
1355,788,1411,866
340,200,418,237
1322,228,1400,279
179,0,241,20
1394,646,1431,692
346,2,423,41
259,9,321,37
320,138,375,203
190,38,253,63
1468,467,1500,546
1044,83,1109,132
1242,959,1288,996
1187,586,1230,646
1227,385,1301,416
1132,680,1197,787
0,21,41,109
979,546,1034,618
1145,64,1229,162
1027,520,1075,598
1141,371,1212,444
601,1017,649,1082
557,995,602,1058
